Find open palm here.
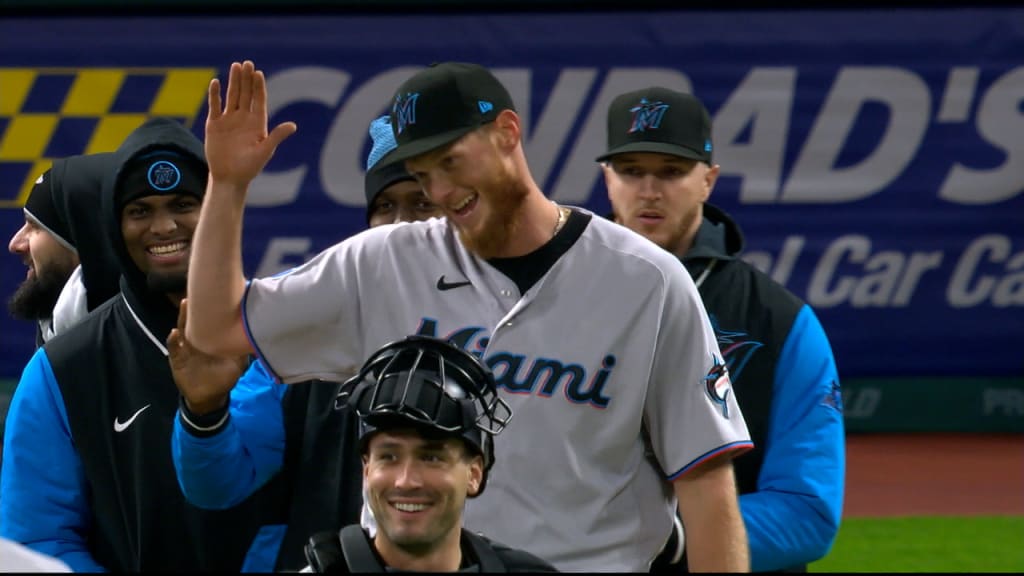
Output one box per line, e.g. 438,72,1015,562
205,60,297,188
168,299,248,415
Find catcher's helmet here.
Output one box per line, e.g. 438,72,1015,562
336,335,512,496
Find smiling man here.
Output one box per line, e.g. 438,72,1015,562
7,170,79,344
0,118,289,572
183,61,752,572
302,336,555,573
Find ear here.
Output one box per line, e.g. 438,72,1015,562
362,454,370,481
490,109,522,151
703,163,721,202
601,164,622,223
465,454,485,498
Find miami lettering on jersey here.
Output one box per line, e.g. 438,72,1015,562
416,318,615,409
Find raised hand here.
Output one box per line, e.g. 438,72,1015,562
168,298,249,415
205,60,297,190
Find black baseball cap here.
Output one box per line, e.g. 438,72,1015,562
376,62,516,168
596,86,713,164
364,115,415,215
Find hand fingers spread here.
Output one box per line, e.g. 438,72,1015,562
207,78,222,121
239,60,255,112
177,298,188,333
167,328,180,349
253,70,268,120
267,122,298,150
225,61,241,111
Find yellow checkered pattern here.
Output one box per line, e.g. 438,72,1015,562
0,67,215,208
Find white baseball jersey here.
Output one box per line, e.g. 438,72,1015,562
243,209,752,572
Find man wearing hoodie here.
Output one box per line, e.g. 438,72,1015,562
600,87,845,572
7,168,80,345
3,153,123,464
7,153,122,345
0,118,289,572
44,152,125,339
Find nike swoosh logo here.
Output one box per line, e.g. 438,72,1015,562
436,275,472,291
113,404,151,432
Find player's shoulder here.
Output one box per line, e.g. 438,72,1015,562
345,216,450,251
43,293,121,362
717,256,806,310
475,534,560,573
581,211,691,280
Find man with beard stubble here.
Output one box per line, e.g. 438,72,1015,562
181,60,753,572
0,117,290,572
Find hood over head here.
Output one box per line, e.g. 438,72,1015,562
47,152,122,311
102,117,207,336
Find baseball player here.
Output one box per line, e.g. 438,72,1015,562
169,114,447,570
600,86,845,572
302,335,557,573
364,115,443,227
185,60,753,571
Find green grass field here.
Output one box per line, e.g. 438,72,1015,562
810,516,1024,572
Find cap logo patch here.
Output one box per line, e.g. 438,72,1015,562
147,160,181,191
478,100,494,114
704,139,713,153
628,98,670,133
392,92,420,135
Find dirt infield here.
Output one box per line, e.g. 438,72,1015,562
844,433,1024,517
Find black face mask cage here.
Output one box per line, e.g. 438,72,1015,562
336,336,512,459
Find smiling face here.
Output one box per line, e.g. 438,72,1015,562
367,180,443,228
603,152,720,258
404,115,529,259
7,218,78,320
120,193,200,298
363,428,482,562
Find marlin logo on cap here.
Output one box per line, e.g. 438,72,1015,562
393,92,420,135
628,98,670,134
148,160,181,191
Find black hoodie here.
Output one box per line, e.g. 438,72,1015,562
48,152,122,312
38,118,289,571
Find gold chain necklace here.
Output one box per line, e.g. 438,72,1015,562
552,202,569,237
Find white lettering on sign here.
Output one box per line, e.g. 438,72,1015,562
250,64,1024,208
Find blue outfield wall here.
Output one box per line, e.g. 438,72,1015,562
0,9,1022,431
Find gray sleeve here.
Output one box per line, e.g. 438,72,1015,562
242,241,364,384
644,263,752,480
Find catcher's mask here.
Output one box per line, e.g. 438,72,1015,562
336,335,512,497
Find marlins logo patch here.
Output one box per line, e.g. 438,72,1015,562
703,357,732,418
628,98,669,133
392,92,420,135
147,160,181,191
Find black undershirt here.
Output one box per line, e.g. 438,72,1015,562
486,209,591,295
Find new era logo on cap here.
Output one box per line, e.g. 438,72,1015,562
597,86,714,164
376,62,516,169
